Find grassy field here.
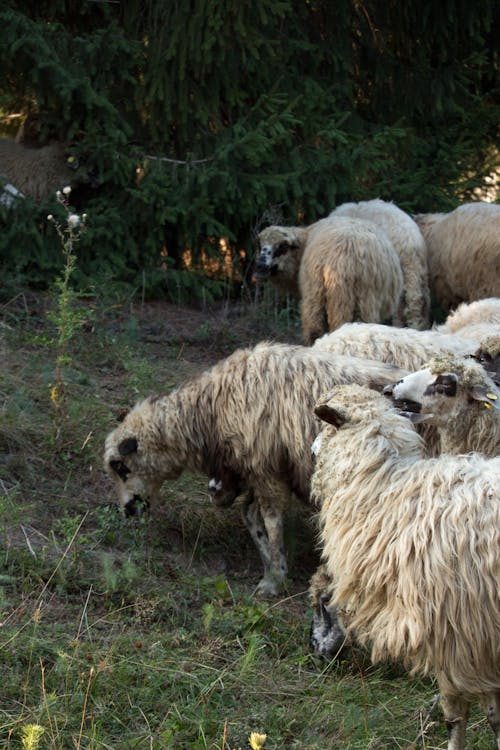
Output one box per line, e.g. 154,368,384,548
0,285,493,750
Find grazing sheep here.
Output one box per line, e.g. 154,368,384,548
0,138,78,202
437,297,500,334
385,355,500,456
330,199,430,329
104,342,407,595
415,202,500,311
312,322,477,372
256,216,403,344
312,383,500,750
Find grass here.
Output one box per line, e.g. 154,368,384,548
0,288,493,750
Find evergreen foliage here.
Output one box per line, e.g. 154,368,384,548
0,0,498,298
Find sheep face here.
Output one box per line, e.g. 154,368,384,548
308,565,349,661
384,358,499,426
254,226,301,284
208,467,246,508
104,398,184,516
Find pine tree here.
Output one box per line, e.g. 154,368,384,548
0,0,498,296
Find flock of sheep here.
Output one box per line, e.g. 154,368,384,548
103,198,500,750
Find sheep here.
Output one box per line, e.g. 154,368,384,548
384,354,500,456
103,341,408,596
445,322,500,346
255,216,403,344
329,199,430,329
414,202,500,311
311,383,500,750
312,321,478,373
309,351,500,660
0,138,78,202
437,297,500,335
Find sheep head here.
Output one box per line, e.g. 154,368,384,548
254,225,304,290
208,467,246,508
103,395,185,516
384,356,500,427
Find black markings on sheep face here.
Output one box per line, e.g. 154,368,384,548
383,383,422,415
124,494,150,517
119,437,138,455
255,241,292,277
109,459,131,482
254,248,274,277
309,598,348,661
424,373,457,398
208,472,245,507
471,349,500,386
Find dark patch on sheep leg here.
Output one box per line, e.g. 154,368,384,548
240,490,272,573
258,497,288,595
440,692,469,750
481,693,500,748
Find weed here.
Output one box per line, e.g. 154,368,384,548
46,188,88,441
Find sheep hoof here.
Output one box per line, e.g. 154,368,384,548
254,576,282,598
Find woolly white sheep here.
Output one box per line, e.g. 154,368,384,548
415,202,500,311
330,198,430,329
310,350,500,660
0,138,77,202
104,342,407,596
437,297,500,334
256,216,403,344
312,383,500,750
312,321,477,373
385,354,500,456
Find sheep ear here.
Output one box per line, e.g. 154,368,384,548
119,437,138,455
468,384,499,409
315,404,347,427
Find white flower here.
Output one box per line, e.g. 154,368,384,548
47,214,54,221
63,185,72,195
67,213,81,229
56,190,62,199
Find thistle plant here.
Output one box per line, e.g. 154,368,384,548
47,188,87,440
19,724,45,750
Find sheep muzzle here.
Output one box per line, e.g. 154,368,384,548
124,494,150,517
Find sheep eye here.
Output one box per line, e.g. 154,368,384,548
109,459,130,482
425,374,457,397
274,242,290,258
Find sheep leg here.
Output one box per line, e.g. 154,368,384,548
299,281,328,344
480,692,500,749
256,493,288,597
240,490,272,574
439,692,469,750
